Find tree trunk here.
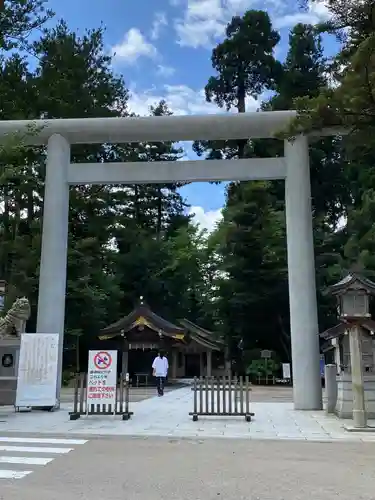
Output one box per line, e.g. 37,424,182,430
237,81,246,159
156,185,162,240
134,185,141,223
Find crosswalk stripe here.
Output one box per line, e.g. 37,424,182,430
0,435,89,480
0,437,87,445
0,445,73,454
0,470,32,479
0,456,54,465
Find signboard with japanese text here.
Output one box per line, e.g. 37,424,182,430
282,363,291,380
16,333,59,408
87,350,117,410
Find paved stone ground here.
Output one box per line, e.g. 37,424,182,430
60,385,179,403
1,435,375,500
1,386,375,442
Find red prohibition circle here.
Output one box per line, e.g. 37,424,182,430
93,351,112,370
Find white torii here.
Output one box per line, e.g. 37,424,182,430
0,110,338,410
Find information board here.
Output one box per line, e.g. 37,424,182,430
261,350,272,359
87,350,117,410
282,363,291,380
15,333,59,408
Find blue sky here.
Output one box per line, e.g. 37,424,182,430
45,0,336,230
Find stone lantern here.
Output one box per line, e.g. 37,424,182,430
323,273,375,428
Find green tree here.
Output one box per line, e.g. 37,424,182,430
261,23,349,227
207,21,351,364
205,10,282,114
212,182,288,360
285,0,375,298
286,1,375,136
196,10,282,159
0,0,53,50
111,100,193,320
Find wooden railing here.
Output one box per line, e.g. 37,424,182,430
189,376,254,422
69,373,133,421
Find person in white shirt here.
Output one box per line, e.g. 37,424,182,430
152,351,169,396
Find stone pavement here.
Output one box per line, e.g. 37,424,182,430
1,436,375,500
1,386,375,442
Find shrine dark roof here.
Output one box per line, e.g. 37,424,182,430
327,272,375,296
179,318,225,351
319,322,348,341
320,318,375,341
99,300,185,340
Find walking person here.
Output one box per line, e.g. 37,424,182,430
152,350,168,396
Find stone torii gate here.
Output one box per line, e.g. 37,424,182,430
0,110,332,410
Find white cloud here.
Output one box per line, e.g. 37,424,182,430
189,206,223,233
111,28,157,65
174,0,331,48
128,84,258,116
174,0,226,48
151,12,168,40
275,1,330,29
156,64,176,77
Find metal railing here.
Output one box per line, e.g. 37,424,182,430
69,372,133,421
189,376,254,422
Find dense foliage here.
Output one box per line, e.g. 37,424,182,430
1,0,374,372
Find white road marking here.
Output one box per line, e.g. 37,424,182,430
0,435,88,480
0,445,73,454
0,437,87,445
0,470,32,479
0,456,54,465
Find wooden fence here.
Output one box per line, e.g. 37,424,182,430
189,376,254,422
69,373,133,421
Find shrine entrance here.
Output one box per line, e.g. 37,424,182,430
97,298,226,386
185,354,201,378
0,110,338,410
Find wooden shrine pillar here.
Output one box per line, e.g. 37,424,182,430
224,345,231,376
206,350,212,377
199,352,205,377
171,350,178,379
122,339,129,375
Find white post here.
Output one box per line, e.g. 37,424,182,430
36,134,70,407
349,325,367,427
285,136,322,410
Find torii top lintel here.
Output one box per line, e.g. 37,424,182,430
0,111,343,146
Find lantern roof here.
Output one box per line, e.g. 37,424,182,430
326,272,375,297
319,318,375,340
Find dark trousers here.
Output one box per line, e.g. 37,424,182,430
156,376,165,396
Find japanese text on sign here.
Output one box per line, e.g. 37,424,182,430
87,350,117,407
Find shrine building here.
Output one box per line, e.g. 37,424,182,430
97,298,229,383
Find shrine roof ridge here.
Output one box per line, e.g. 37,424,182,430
99,302,185,338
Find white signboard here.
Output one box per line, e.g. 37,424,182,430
261,349,272,359
16,333,59,408
282,363,291,380
87,350,117,410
